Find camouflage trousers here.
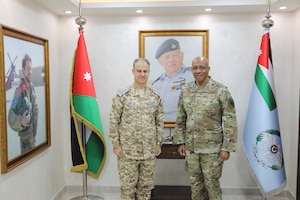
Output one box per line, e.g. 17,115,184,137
185,151,223,200
118,158,156,200
19,132,35,153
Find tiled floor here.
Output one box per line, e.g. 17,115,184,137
60,192,119,200
59,191,290,200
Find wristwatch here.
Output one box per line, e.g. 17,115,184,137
157,142,161,145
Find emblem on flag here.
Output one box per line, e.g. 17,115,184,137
253,129,284,170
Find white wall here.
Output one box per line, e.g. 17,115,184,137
0,0,64,199
0,0,299,199
59,11,299,196
288,8,300,197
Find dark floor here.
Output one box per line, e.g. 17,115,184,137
151,185,191,200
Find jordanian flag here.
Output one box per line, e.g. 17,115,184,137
243,28,286,198
70,32,106,179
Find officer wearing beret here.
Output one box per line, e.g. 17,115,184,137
152,38,194,121
8,54,39,154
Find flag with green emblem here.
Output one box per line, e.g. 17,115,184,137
243,28,286,198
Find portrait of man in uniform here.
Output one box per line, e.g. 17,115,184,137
152,38,194,122
139,30,209,123
8,54,39,154
139,30,209,143
3,32,49,163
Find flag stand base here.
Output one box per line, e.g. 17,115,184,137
69,168,105,200
70,195,104,200
70,124,105,200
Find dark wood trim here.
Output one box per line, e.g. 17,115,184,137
151,185,191,200
158,144,185,159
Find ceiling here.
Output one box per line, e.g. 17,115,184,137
30,0,300,16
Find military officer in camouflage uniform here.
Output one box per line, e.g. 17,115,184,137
152,38,194,121
8,54,38,153
109,58,164,200
173,56,238,200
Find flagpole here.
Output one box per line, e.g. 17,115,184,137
70,1,104,200
262,0,274,29
259,2,274,200
71,124,104,200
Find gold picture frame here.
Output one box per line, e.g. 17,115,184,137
139,30,209,128
0,25,51,173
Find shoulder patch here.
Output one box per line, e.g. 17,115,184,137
117,87,129,96
228,97,235,109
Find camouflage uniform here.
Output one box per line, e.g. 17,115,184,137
109,84,164,200
152,66,194,121
8,78,38,153
173,78,238,200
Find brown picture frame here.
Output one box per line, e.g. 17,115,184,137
0,25,51,173
139,30,209,127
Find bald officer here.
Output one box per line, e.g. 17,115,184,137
152,39,194,121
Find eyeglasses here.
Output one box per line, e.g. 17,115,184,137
191,66,208,71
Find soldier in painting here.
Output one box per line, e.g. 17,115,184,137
8,54,39,154
152,38,194,121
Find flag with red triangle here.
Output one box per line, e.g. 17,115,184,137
70,32,106,179
243,28,286,197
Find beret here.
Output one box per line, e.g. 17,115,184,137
155,39,180,59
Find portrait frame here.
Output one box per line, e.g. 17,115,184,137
0,25,51,173
139,30,209,128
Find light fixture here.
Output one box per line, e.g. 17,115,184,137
279,6,287,10
65,10,72,14
205,8,212,12
136,9,143,13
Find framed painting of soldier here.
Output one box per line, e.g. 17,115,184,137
0,25,51,173
139,30,209,128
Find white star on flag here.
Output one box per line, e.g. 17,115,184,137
83,72,92,81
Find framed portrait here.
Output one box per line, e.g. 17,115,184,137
139,30,209,128
0,25,51,173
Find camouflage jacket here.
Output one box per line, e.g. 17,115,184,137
8,78,38,138
109,84,164,160
173,78,238,153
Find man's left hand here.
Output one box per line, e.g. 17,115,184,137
218,151,230,162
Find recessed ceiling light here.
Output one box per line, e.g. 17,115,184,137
279,6,287,10
205,8,212,12
65,10,72,14
136,9,143,13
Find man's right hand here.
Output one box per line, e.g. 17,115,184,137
113,146,123,158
